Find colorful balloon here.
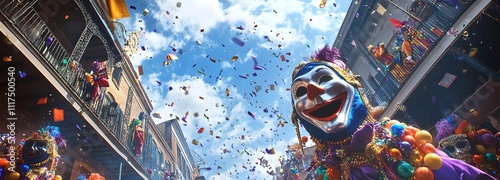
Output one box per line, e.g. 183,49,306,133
419,143,436,155
424,153,442,170
415,130,432,144
5,172,20,180
476,145,486,154
410,150,423,166
480,134,497,148
396,161,415,178
472,154,483,164
414,167,434,180
399,141,413,154
390,148,403,160
405,126,419,137
0,158,8,167
326,167,340,180
54,175,63,180
403,135,416,146
390,123,406,138
385,120,401,130
19,164,29,175
483,152,497,162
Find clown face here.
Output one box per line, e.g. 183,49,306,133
292,64,355,133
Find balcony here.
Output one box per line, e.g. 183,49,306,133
0,0,153,178
363,0,476,109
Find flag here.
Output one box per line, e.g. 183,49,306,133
37,97,48,105
54,108,64,122
107,0,130,19
138,65,143,75
388,18,403,29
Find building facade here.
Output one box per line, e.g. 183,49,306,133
0,0,198,179
157,120,202,180
333,0,499,130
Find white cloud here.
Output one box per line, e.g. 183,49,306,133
220,61,234,68
242,49,256,63
152,0,226,43
129,30,172,67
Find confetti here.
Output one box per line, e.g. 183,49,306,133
197,127,205,134
247,111,255,119
231,37,245,47
192,139,199,145
3,56,12,62
45,37,53,46
280,55,286,61
251,56,266,70
19,71,27,78
231,56,238,62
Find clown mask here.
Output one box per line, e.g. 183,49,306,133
292,64,355,133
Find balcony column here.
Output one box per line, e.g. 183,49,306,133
69,25,93,63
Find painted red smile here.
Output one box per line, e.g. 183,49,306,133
302,92,347,122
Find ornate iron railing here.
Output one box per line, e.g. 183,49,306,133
0,0,151,177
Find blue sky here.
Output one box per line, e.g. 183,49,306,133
119,0,349,179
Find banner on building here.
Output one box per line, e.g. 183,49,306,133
438,73,457,88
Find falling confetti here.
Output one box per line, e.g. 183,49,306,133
19,71,27,78
231,56,238,62
251,56,266,70
231,37,245,47
247,111,255,119
197,127,205,134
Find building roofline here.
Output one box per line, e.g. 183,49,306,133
158,120,197,169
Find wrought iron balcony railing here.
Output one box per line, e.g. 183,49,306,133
0,0,152,177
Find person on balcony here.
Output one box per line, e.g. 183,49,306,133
129,119,144,156
289,44,494,180
85,61,110,102
368,43,394,68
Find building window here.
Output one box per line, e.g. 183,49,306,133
112,67,122,86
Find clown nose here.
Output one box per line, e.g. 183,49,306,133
307,84,325,100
